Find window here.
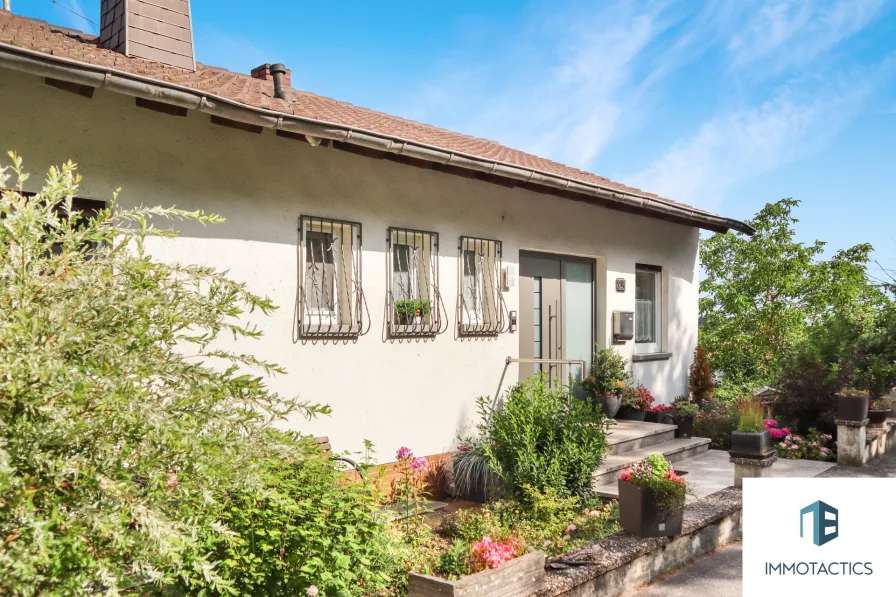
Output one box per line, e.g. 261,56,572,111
299,216,367,337
387,228,445,335
635,264,662,353
458,236,507,334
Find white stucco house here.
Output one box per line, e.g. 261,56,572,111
0,5,753,462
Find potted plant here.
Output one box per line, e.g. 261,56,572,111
672,396,698,439
618,454,689,538
836,388,870,423
582,347,627,418
394,298,431,326
729,395,774,459
868,398,891,428
645,404,674,424
616,384,654,421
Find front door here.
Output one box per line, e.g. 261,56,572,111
518,253,594,385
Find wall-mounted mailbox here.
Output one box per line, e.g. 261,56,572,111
613,310,634,342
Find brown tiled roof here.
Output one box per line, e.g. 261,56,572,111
0,11,710,216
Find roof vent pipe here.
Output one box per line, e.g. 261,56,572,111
270,63,288,100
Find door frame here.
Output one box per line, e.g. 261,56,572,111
518,250,599,384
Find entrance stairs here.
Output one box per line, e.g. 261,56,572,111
592,420,710,498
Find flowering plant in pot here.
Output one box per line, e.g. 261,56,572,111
617,385,654,421
617,454,689,537
645,404,674,423
582,347,628,417
729,395,774,459
836,387,869,422
394,298,431,325
672,396,699,439
868,398,892,428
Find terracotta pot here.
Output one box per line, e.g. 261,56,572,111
837,395,869,422
594,394,621,418
868,409,889,428
729,430,774,459
618,480,683,537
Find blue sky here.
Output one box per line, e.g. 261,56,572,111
21,0,896,278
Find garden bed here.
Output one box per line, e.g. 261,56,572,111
537,487,742,597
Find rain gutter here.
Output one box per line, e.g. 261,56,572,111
0,42,755,235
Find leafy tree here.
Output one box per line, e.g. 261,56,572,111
0,155,392,596
700,198,881,389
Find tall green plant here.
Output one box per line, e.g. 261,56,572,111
477,374,608,498
700,199,882,389
0,155,391,596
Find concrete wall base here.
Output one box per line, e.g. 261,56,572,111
732,461,775,489
836,421,867,467
558,510,742,597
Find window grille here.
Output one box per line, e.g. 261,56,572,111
298,216,369,337
387,227,447,336
457,236,509,335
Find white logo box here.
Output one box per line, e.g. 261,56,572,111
743,478,896,596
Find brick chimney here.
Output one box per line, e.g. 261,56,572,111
99,0,196,71
251,63,291,88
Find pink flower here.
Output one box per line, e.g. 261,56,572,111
411,457,430,472
764,419,779,429
396,446,413,460
472,536,516,569
781,428,792,436
619,468,632,483
166,472,179,489
564,524,577,534
588,510,601,517
306,586,319,597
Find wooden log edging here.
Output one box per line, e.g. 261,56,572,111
536,487,743,597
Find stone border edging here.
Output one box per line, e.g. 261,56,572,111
536,487,743,597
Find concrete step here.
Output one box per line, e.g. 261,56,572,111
606,420,678,456
592,436,711,489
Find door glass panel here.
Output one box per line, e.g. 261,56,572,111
564,261,593,384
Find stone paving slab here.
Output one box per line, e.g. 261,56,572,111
633,542,743,597
595,449,836,499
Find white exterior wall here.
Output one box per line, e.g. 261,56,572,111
0,69,699,457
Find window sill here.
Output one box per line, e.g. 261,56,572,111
632,352,672,362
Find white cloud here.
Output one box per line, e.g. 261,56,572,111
625,80,874,209
727,0,888,72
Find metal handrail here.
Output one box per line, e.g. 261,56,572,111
493,357,587,408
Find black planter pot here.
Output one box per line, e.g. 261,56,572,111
728,430,774,459
868,409,889,428
644,412,659,423
837,395,869,422
675,415,695,439
594,394,622,418
618,480,683,538
617,407,647,422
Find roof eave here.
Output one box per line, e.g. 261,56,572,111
0,42,756,236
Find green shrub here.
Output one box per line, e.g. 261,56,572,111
694,401,739,449
736,395,765,432
0,156,393,596
582,347,628,397
477,373,608,498
450,435,502,501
